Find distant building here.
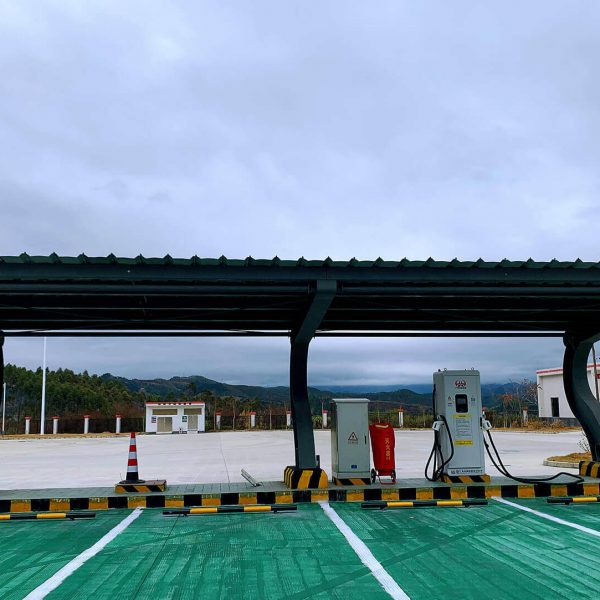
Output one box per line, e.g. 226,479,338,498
536,364,600,423
145,400,206,434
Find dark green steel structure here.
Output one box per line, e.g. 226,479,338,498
1,253,600,467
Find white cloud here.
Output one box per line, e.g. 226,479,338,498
0,1,598,383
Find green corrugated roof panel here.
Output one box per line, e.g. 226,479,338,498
2,254,600,270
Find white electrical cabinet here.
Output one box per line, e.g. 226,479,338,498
331,398,370,479
433,369,485,476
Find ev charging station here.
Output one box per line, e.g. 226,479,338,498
430,369,491,479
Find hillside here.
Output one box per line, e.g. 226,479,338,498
102,373,521,409
2,364,534,426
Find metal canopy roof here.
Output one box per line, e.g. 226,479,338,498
1,254,600,335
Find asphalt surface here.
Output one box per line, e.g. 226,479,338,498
0,429,584,490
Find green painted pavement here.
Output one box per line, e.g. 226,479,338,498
44,505,389,600
334,499,600,600
521,497,600,529
0,511,130,600
4,501,600,599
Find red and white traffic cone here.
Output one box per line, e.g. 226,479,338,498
120,432,145,484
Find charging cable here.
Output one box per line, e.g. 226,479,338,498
483,426,583,484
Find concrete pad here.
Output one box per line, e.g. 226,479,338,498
0,429,585,491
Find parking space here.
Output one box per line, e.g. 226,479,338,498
2,499,600,599
0,511,130,600
335,499,600,599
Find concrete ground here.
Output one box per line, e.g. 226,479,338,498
0,429,585,491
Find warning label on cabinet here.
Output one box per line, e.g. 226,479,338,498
348,432,359,444
454,414,473,444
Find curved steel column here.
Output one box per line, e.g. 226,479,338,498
563,332,600,460
289,280,337,469
290,340,316,468
0,333,3,397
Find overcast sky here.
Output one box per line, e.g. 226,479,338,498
1,2,598,386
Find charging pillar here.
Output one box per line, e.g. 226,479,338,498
431,369,489,483
563,332,600,460
285,280,336,489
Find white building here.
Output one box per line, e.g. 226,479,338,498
145,400,206,434
536,364,600,420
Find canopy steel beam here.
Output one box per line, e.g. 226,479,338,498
0,330,563,337
563,332,600,460
290,280,337,469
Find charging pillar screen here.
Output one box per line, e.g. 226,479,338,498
433,370,485,477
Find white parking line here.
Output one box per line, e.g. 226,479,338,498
319,502,410,600
493,497,600,538
23,508,143,600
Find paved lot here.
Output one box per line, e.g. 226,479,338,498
2,498,600,599
0,429,583,490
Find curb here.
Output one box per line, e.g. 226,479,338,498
2,480,600,513
543,460,579,468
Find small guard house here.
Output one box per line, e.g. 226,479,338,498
145,400,206,434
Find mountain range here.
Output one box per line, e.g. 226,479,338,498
103,374,532,410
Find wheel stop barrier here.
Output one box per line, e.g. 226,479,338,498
548,495,600,505
164,504,297,516
362,499,488,510
0,511,96,521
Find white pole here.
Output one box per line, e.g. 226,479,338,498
40,337,47,435
2,382,6,435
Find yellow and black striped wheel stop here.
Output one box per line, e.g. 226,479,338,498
548,495,600,505
163,504,297,516
0,511,95,521
361,499,488,510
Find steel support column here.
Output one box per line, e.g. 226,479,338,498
290,280,336,468
563,331,600,460
0,333,4,432
0,333,3,391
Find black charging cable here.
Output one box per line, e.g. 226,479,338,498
483,428,583,484
425,384,456,481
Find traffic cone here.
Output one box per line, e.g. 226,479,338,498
120,432,145,484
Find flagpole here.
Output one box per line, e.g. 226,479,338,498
40,337,47,435
2,382,5,435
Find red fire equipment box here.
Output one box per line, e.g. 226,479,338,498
369,423,396,484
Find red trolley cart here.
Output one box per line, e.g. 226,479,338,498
369,423,396,484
